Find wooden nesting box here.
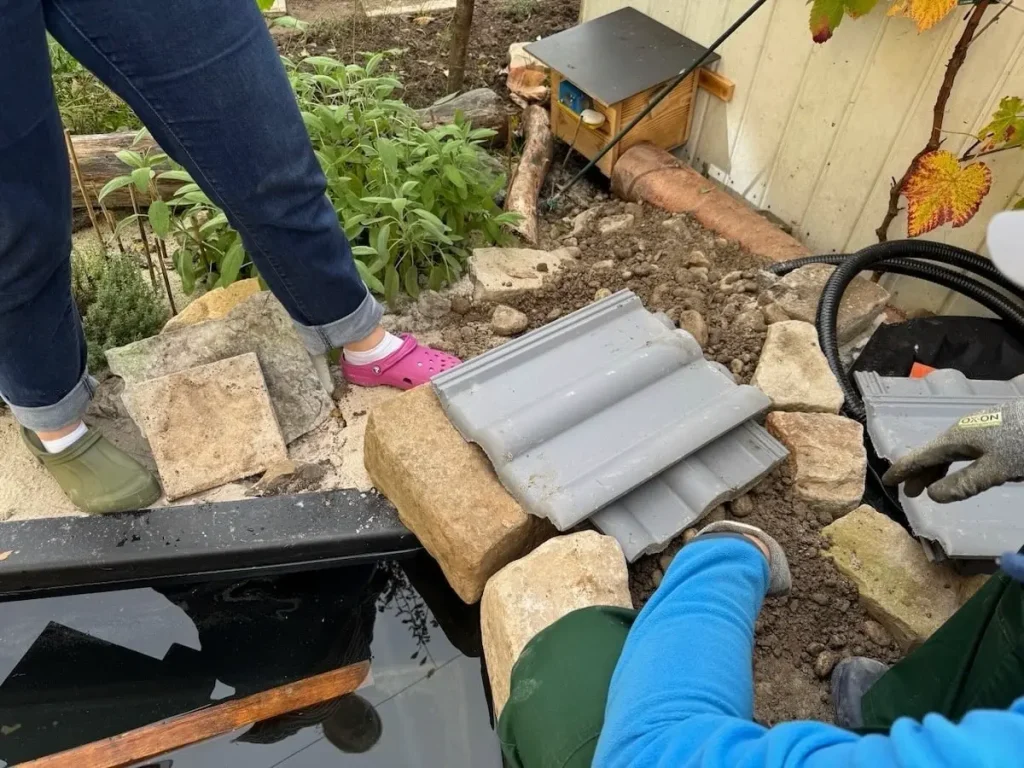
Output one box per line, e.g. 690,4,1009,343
526,8,725,177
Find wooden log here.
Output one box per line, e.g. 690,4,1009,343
68,132,175,211
415,88,513,144
505,105,552,245
18,661,369,768
70,88,511,210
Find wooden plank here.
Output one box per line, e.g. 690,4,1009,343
798,16,952,252
724,0,815,206
697,68,734,101
761,9,887,238
17,661,370,768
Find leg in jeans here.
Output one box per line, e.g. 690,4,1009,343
0,0,456,512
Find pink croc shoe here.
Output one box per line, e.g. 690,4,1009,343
341,334,461,389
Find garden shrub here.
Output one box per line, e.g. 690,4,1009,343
100,53,517,304
49,38,141,135
76,251,167,370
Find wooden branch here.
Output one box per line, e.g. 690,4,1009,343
18,661,369,768
876,0,991,242
415,88,513,143
505,105,553,245
698,68,735,102
447,0,475,94
70,88,509,210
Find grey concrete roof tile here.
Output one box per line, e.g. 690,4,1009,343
592,421,788,561
855,369,1024,560
433,291,776,534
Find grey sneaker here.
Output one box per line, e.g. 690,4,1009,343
831,657,890,729
697,520,792,596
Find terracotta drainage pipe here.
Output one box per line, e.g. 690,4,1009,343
611,143,810,263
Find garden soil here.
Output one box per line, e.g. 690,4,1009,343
278,0,581,108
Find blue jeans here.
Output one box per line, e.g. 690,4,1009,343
0,0,383,431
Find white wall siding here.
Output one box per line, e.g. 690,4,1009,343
579,0,1024,314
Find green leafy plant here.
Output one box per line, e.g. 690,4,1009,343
49,37,141,135
74,250,168,370
99,54,517,304
499,0,541,22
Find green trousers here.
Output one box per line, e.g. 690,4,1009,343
497,575,1024,768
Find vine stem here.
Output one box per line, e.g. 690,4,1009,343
875,0,992,242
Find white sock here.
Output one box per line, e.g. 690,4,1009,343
343,332,403,365
40,422,89,454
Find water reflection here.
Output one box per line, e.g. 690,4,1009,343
0,556,499,766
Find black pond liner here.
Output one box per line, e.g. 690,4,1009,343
0,555,499,766
0,489,421,599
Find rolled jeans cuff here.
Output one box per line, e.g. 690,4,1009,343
292,289,384,355
3,372,98,432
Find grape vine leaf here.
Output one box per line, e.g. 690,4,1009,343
903,150,991,237
977,96,1024,152
887,0,957,33
809,0,880,43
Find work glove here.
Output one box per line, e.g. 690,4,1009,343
882,400,1024,503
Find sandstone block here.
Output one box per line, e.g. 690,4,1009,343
363,385,551,603
482,531,631,715
751,321,843,413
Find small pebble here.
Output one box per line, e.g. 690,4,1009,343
730,495,754,518
683,528,698,544
620,270,633,280
806,642,825,655
546,308,562,322
658,552,675,572
863,620,893,647
536,262,549,273
836,599,851,613
594,288,613,301
729,359,745,376
814,651,839,679
829,634,847,649
652,569,664,588
592,259,615,271
810,592,829,607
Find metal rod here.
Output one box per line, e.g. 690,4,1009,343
547,0,770,207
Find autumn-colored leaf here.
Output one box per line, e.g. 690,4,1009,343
977,96,1024,151
810,0,881,42
887,0,957,33
903,150,991,237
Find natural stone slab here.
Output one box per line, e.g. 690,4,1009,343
363,385,552,603
469,247,567,303
751,321,844,413
107,292,332,444
760,264,890,343
765,411,865,518
133,353,288,500
162,278,262,333
822,505,977,649
482,531,632,716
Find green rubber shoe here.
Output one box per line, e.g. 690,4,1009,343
21,426,162,515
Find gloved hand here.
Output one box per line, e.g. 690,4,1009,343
882,400,1024,503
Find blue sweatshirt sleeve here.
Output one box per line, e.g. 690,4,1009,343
592,536,1024,768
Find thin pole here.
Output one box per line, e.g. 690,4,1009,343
547,0,770,207
154,237,178,316
128,186,158,289
65,129,102,235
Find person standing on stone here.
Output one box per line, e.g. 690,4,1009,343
0,0,459,514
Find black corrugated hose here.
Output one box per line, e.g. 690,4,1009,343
768,241,1024,422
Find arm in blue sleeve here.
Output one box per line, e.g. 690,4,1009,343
593,536,1024,768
